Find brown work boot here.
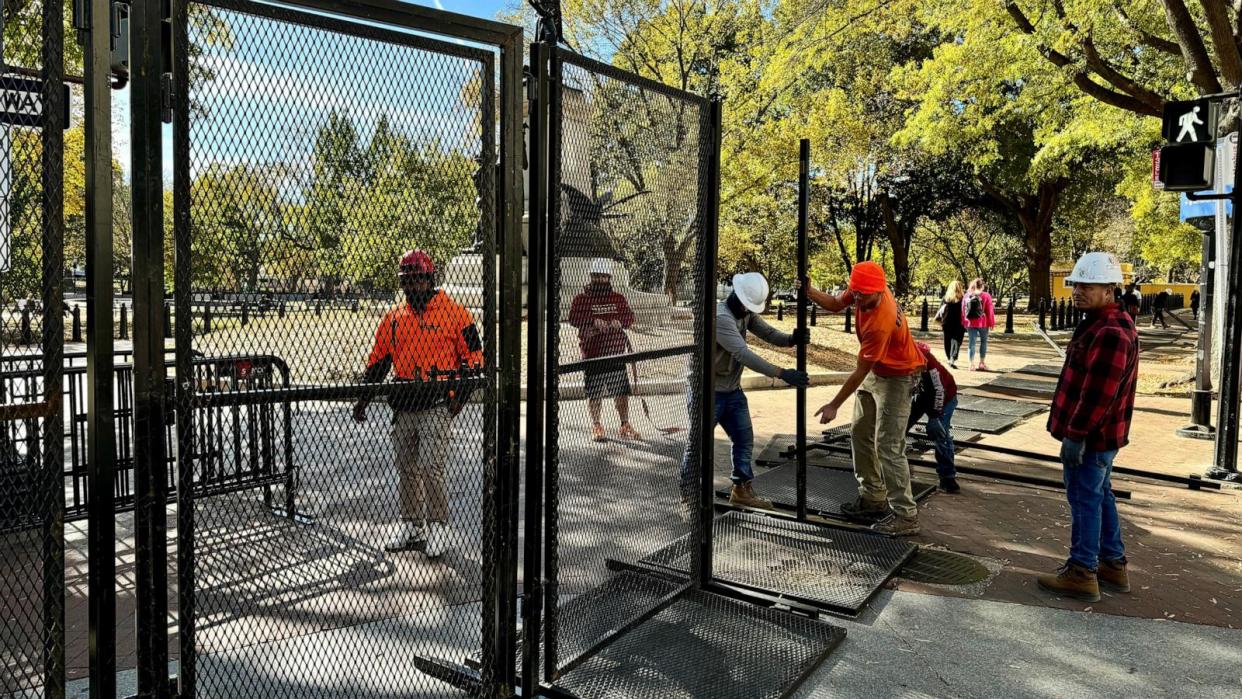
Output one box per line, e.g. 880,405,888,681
871,515,920,537
1037,560,1101,602
840,496,890,522
729,482,773,509
618,422,642,441
1098,557,1130,593
591,423,606,442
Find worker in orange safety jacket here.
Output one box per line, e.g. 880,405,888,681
353,249,483,557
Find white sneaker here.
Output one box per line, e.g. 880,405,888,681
424,522,449,559
384,520,424,553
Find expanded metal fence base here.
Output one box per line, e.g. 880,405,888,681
917,409,1028,434
552,587,845,699
977,376,1057,395
954,395,1046,417
638,511,915,616
719,459,936,521
1010,364,1064,379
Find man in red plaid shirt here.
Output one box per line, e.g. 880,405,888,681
1038,252,1138,603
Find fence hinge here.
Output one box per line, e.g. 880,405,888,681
110,0,131,88
161,0,174,122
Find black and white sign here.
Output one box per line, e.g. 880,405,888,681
0,74,70,128
1162,99,1218,144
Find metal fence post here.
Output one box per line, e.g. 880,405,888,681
72,304,82,342
919,297,928,332
83,0,119,691
1004,298,1014,334
795,139,809,521
131,0,172,692
1038,298,1046,330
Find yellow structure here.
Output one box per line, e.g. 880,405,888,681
1049,262,1195,302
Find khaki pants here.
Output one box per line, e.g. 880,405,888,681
391,407,453,523
851,373,918,519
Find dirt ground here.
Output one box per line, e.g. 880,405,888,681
736,309,1242,629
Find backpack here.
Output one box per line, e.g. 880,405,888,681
966,294,984,320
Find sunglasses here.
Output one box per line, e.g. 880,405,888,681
400,275,433,286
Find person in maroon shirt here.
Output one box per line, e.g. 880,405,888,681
907,342,960,493
1038,252,1138,604
568,258,641,442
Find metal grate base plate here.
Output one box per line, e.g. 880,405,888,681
554,587,845,699
954,394,1046,417
979,375,1057,395
720,459,936,520
1012,363,1064,379
552,570,687,671
639,511,916,615
756,434,855,468
918,409,1027,434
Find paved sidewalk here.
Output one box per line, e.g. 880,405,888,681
794,589,1242,698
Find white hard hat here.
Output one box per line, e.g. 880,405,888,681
589,258,613,276
731,272,769,313
1065,252,1123,285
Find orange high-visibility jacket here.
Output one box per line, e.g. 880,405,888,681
365,291,483,380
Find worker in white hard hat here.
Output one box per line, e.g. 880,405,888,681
568,257,641,442
1038,251,1138,603
679,271,810,512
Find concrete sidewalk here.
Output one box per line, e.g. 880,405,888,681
793,589,1242,698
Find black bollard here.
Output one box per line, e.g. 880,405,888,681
1038,299,1046,330
920,298,929,332
1061,299,1070,329
777,302,784,321
72,305,82,342
810,304,817,326
843,306,851,333
241,303,250,327
279,301,286,318
20,305,32,345
1004,298,1014,334
1050,299,1059,330
163,303,172,339
120,304,129,340
315,301,322,317
203,305,212,335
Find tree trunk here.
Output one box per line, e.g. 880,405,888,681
878,193,911,297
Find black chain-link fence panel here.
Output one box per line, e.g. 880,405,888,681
1,0,66,694
175,2,506,695
542,48,714,678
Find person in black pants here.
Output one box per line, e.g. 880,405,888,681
1151,289,1170,329
1191,289,1200,321
936,280,966,369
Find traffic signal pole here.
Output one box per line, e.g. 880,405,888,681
1208,90,1242,480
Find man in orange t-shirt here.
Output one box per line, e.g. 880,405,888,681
802,261,925,536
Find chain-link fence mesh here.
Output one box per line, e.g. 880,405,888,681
541,48,715,679
174,1,508,695
1,0,66,694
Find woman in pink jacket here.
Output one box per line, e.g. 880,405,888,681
962,277,996,371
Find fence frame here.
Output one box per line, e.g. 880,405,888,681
164,1,525,696
526,38,724,694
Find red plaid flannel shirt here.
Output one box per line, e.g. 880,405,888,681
1047,303,1139,451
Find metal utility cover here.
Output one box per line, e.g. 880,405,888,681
898,548,991,586
555,587,845,699
641,511,916,615
719,460,936,520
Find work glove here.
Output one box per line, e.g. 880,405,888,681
779,368,810,387
1060,437,1085,468
790,328,811,346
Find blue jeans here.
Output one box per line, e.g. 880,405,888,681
968,327,989,362
680,389,754,492
907,397,957,478
1062,448,1125,570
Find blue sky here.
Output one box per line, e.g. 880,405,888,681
112,0,520,180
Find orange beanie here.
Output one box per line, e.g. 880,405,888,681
849,261,888,294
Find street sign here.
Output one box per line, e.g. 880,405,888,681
1162,98,1218,144
0,74,70,128
1152,149,1164,190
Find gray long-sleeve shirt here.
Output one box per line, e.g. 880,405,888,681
714,300,794,392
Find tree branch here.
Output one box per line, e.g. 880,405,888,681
1113,1,1182,55
1199,0,1242,86
1081,34,1166,109
1159,0,1225,93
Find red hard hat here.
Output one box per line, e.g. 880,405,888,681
398,250,435,276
